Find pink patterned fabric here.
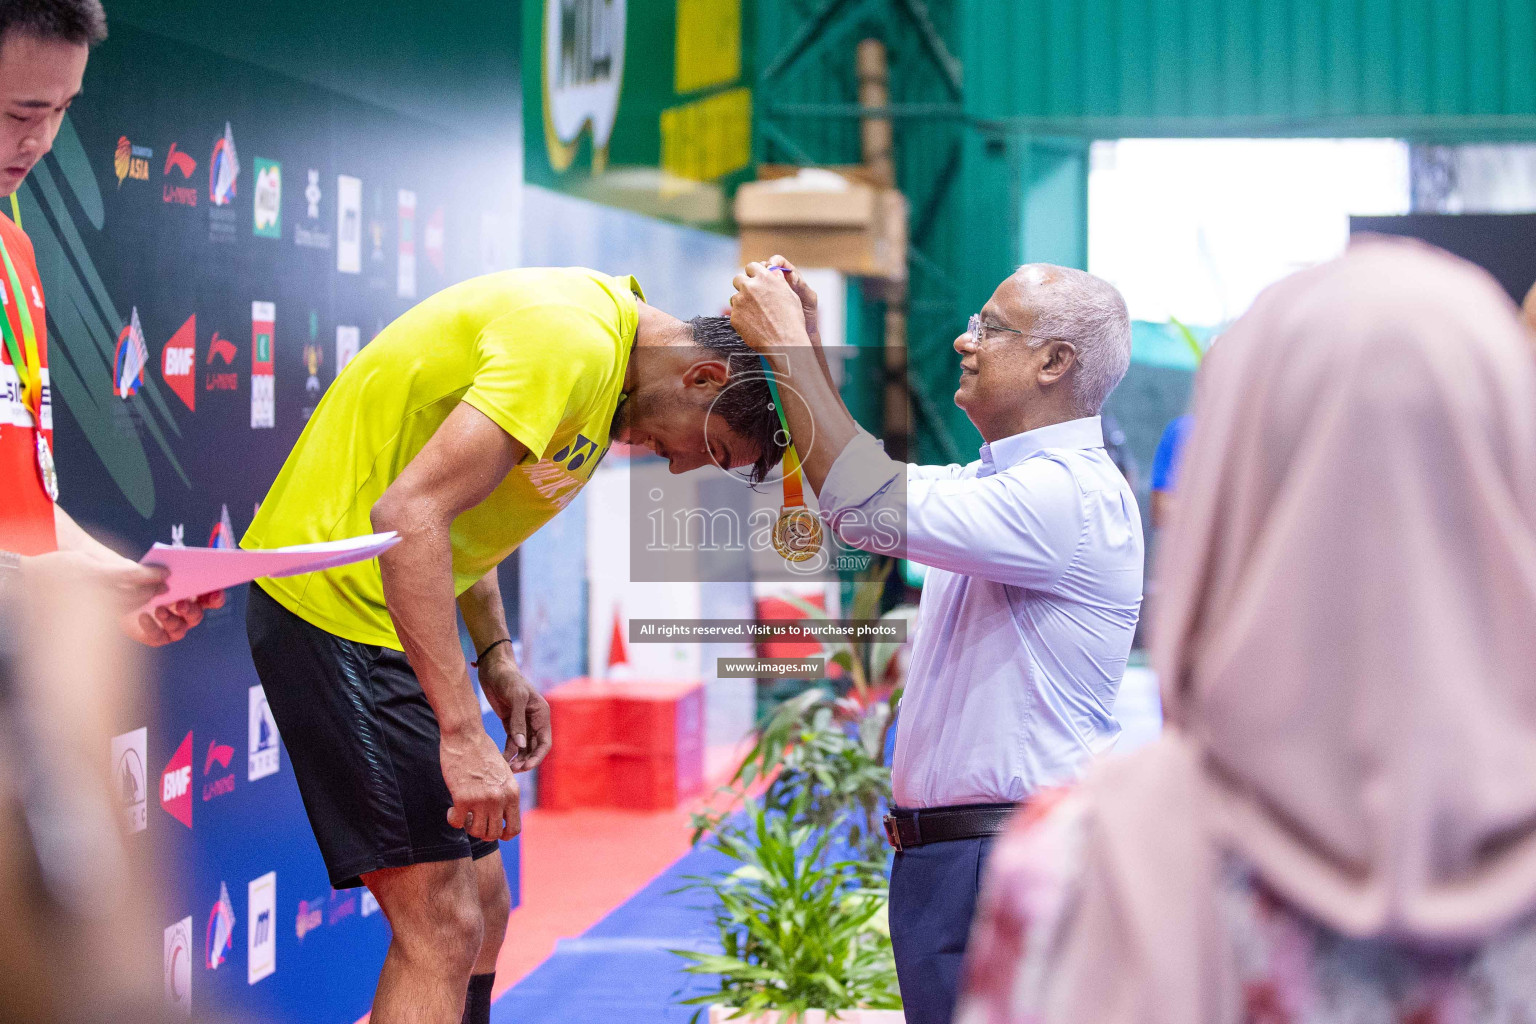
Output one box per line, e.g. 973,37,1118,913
958,793,1536,1024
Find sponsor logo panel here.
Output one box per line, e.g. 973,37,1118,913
164,916,192,1016
161,314,196,411
209,503,236,549
207,881,235,970
163,141,198,209
160,730,193,828
253,158,282,239
248,872,277,984
425,206,445,274
114,307,148,399
397,189,417,298
336,175,362,273
295,168,332,249
251,301,275,429
335,325,359,375
114,136,152,186
249,684,281,781
202,736,236,801
206,329,238,392
112,727,148,833
209,122,240,240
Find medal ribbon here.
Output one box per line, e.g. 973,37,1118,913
760,358,805,508
0,215,42,425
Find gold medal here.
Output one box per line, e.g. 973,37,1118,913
772,505,823,561
36,434,57,503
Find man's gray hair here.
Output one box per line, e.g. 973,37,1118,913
1016,265,1132,415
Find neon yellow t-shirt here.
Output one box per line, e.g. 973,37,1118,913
243,267,641,649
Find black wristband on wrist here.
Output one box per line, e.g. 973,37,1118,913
471,637,512,668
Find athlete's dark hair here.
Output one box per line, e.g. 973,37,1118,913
688,315,786,486
0,0,107,49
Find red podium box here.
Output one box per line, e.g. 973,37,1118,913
539,678,705,811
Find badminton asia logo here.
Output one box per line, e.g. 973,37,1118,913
113,135,151,187
113,306,149,399
542,0,627,173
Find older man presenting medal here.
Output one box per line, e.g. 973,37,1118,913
732,256,1144,1024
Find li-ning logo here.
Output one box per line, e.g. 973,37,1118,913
163,142,198,207
202,740,235,801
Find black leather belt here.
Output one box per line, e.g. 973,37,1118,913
882,802,1019,851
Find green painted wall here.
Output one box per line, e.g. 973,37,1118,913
755,0,1536,464
961,0,1536,139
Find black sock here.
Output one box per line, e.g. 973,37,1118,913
461,972,495,1024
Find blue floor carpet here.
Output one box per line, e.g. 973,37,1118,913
492,838,735,1024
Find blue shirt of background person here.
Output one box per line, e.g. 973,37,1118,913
1150,413,1192,531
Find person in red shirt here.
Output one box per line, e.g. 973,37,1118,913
0,0,218,643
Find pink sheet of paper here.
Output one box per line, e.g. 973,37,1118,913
138,532,401,610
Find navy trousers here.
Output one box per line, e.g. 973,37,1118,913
888,836,996,1024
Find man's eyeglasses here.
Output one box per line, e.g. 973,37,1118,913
967,313,1025,343
966,313,1052,345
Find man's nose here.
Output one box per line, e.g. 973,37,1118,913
954,332,978,355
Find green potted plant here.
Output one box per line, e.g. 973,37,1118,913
676,800,904,1023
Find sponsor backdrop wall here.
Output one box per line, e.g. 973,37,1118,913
32,15,521,1024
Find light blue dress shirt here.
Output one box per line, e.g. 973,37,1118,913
816,416,1144,808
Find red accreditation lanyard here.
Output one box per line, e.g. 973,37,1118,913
0,201,57,502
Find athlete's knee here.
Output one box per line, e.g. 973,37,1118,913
479,868,511,946
370,863,483,973
411,887,483,972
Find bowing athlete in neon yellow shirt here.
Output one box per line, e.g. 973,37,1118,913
243,267,781,1024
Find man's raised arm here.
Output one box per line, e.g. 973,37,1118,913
370,401,528,843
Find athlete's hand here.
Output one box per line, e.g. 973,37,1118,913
478,645,552,773
730,260,814,357
442,724,521,841
764,255,823,348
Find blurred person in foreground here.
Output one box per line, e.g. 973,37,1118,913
0,0,218,642
730,259,1142,1024
244,271,782,1024
957,239,1536,1024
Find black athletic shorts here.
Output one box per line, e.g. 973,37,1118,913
246,583,499,888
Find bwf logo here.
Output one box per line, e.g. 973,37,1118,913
248,685,281,781
160,731,193,829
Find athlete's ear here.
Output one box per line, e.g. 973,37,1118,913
685,358,731,390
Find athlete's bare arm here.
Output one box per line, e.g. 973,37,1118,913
372,401,528,842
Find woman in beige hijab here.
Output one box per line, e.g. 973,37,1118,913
955,240,1536,1024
